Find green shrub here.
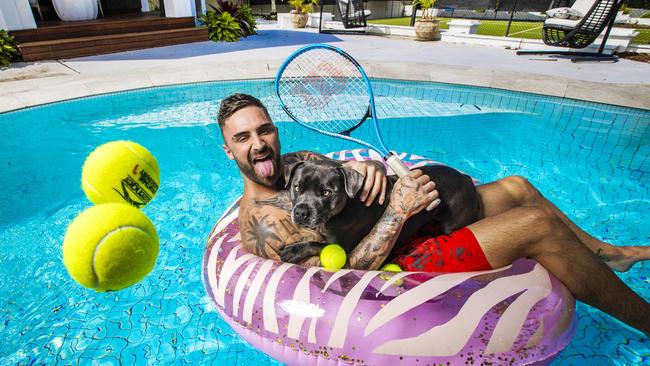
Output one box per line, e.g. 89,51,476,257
642,12,650,18
199,0,257,40
199,11,241,42
1,29,21,67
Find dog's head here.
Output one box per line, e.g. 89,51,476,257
284,160,364,229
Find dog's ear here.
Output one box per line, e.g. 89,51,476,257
283,161,304,189
337,166,364,198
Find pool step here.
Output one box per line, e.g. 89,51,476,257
15,27,209,61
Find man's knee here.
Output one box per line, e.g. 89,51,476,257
516,207,566,256
502,175,539,204
518,206,557,234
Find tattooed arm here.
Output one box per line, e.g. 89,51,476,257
347,169,440,270
239,201,326,265
238,171,437,269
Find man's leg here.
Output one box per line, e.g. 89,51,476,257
468,206,650,335
477,176,650,271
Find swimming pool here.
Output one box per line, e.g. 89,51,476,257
0,79,648,365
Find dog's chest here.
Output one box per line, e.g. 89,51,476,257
321,198,388,252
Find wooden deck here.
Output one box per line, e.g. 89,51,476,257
10,15,208,61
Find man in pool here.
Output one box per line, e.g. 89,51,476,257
217,93,650,335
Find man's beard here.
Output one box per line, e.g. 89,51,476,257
235,146,281,188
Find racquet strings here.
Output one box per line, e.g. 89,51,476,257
277,47,371,134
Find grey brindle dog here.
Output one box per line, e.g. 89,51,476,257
276,159,482,264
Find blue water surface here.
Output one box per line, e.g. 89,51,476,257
0,79,648,365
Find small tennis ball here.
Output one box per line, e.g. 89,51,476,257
320,244,347,270
82,141,160,208
381,264,403,272
380,263,403,286
62,203,159,292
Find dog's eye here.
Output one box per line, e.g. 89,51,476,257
322,190,331,196
294,185,301,192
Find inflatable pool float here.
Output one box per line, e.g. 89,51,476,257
203,149,576,366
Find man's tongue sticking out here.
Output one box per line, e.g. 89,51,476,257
254,157,274,179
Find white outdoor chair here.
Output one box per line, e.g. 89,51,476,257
338,0,371,28
319,0,371,34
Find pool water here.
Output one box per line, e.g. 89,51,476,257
0,79,648,365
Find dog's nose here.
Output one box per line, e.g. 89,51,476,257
293,205,310,223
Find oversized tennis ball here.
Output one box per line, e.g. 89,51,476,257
82,141,160,208
320,244,347,270
62,203,159,292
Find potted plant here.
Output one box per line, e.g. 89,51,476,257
412,0,440,41
288,0,319,28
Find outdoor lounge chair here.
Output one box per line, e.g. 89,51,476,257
517,0,625,62
319,0,371,34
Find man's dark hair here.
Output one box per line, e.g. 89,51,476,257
218,93,271,130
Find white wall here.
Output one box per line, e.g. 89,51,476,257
163,0,193,17
0,0,37,30
0,7,8,30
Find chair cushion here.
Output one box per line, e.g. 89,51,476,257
546,7,583,20
571,0,596,16
545,17,580,29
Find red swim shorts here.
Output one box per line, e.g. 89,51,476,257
390,227,492,273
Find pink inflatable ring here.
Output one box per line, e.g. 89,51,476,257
203,149,576,366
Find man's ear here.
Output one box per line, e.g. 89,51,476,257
337,166,364,198
284,161,304,189
222,144,234,160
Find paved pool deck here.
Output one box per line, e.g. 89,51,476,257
1,26,650,113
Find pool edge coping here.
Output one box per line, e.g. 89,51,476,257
1,60,649,113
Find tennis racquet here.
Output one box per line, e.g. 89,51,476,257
274,44,411,177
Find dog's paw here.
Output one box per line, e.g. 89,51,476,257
280,244,311,263
280,242,325,263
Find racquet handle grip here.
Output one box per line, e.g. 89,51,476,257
385,154,411,177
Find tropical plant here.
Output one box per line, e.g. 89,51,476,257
288,0,319,14
198,11,242,42
412,0,436,20
202,0,257,38
1,30,21,67
642,12,650,18
236,5,257,36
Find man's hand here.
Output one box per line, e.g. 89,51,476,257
343,160,387,206
389,169,440,217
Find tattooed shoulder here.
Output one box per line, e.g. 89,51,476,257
240,205,324,260
255,191,292,211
